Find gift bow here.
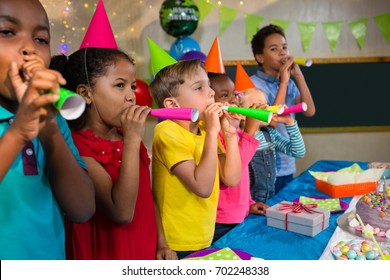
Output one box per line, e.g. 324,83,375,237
278,202,325,231
279,202,318,213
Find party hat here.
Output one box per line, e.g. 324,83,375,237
204,36,225,74
79,0,118,49
235,61,256,92
147,38,177,76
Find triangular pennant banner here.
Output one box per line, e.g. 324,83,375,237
348,18,368,49
322,21,343,52
269,19,290,32
373,13,390,44
296,22,317,52
245,14,264,44
197,0,215,24
219,5,239,37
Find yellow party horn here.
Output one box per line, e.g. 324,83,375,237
294,58,312,67
221,106,273,123
267,105,285,115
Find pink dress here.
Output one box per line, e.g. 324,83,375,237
66,129,157,259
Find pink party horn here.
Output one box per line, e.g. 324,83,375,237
278,102,307,115
149,108,199,122
221,106,273,123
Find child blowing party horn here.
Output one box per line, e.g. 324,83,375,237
149,108,199,122
221,106,273,123
278,102,307,116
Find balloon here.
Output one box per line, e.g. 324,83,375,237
169,37,200,60
134,79,152,107
179,50,207,63
159,0,199,38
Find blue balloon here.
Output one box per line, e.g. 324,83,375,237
169,37,200,60
179,50,207,63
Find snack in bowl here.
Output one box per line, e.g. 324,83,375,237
330,239,389,260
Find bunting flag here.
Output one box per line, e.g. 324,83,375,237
244,14,264,44
219,5,239,36
297,22,317,52
348,18,368,49
270,19,290,32
373,13,390,44
197,0,215,24
322,21,343,52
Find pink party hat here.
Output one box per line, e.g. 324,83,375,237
204,36,225,74
147,38,177,76
79,0,118,49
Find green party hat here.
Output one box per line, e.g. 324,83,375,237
147,38,177,76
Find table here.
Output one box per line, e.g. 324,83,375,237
211,160,369,260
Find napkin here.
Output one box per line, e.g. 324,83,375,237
299,196,341,210
184,247,242,260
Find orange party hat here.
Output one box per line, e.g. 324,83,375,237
204,36,225,74
147,38,177,76
235,61,256,92
79,0,118,49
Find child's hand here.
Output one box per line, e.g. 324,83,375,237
220,112,238,138
120,105,151,143
279,56,294,83
156,247,178,260
9,66,66,144
272,105,295,125
250,202,269,215
221,103,242,129
203,103,222,136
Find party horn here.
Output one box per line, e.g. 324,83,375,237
294,58,312,67
51,88,86,120
149,108,199,122
221,106,273,123
278,102,307,115
267,105,285,115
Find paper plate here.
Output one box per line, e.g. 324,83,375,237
184,248,252,260
292,196,349,213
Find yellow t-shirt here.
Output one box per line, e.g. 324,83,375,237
152,120,220,251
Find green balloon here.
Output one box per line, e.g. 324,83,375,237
159,0,200,38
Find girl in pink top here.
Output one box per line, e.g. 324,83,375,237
209,73,269,242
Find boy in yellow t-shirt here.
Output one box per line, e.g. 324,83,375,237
149,59,241,259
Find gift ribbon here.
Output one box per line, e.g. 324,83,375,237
279,202,325,231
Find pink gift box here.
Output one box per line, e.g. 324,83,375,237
266,201,330,237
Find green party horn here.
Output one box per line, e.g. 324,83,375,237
50,88,86,120
221,106,273,123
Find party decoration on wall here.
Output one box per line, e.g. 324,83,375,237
373,13,390,44
245,14,264,43
79,0,117,49
219,5,239,37
197,0,215,24
348,18,367,49
134,79,152,107
147,38,177,76
179,50,207,62
159,0,200,38
297,22,316,52
270,19,290,32
204,36,225,74
322,21,343,52
235,61,255,92
169,36,201,60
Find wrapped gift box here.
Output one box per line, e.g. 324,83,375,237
266,201,330,237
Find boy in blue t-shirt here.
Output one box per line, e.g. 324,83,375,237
0,0,95,259
250,24,315,193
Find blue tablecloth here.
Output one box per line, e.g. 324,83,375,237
211,160,369,260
